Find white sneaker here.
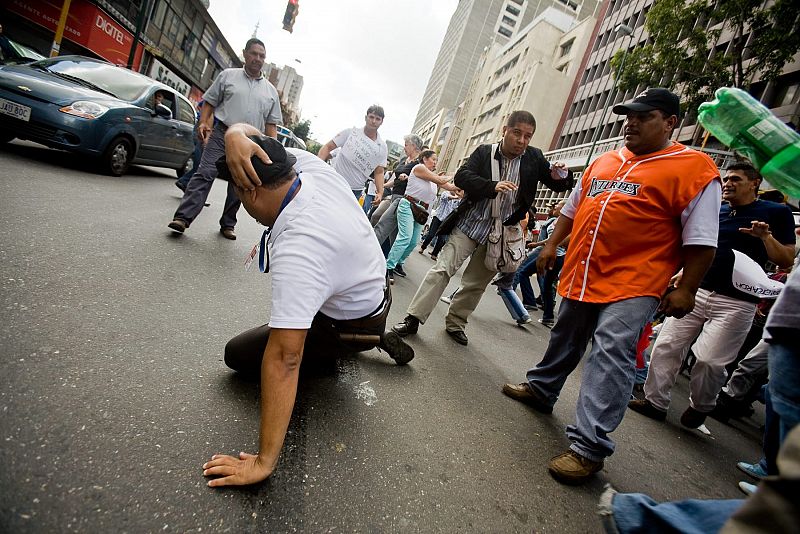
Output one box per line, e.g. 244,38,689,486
738,481,757,495
517,317,532,326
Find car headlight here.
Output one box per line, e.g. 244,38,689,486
59,101,109,119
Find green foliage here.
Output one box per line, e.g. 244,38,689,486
304,139,322,155
611,0,800,118
290,119,311,141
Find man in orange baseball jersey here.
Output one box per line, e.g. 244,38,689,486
502,88,722,484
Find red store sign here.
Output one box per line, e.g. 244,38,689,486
8,0,144,69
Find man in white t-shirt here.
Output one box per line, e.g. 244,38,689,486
201,125,413,488
318,105,388,202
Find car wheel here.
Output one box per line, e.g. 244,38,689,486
177,156,193,178
103,137,132,176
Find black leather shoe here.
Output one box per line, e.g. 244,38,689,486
680,406,709,429
391,315,419,336
446,329,468,346
393,264,407,277
220,227,237,240
379,331,415,365
628,399,667,422
502,382,553,414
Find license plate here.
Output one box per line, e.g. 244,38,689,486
0,97,31,122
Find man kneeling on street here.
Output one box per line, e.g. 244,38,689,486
201,124,413,487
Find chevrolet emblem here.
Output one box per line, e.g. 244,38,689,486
17,86,32,92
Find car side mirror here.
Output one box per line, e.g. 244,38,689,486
155,103,172,119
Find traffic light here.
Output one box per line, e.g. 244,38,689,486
282,0,299,33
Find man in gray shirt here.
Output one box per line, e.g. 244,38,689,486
168,38,282,240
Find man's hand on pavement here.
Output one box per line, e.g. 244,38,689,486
203,451,273,487
495,180,518,193
224,131,271,191
659,287,695,318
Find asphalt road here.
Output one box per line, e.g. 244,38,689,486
1,140,762,533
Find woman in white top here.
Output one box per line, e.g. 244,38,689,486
386,150,456,280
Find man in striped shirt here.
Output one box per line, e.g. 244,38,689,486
392,111,572,346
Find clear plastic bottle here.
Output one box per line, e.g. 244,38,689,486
698,87,800,197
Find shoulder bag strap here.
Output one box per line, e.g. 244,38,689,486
490,143,501,219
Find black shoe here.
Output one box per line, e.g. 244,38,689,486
220,227,236,240
393,264,407,278
175,180,187,192
501,382,554,414
387,268,395,284
680,406,709,429
628,399,667,422
391,315,419,336
379,331,415,365
446,329,468,346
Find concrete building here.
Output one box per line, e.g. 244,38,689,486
412,0,600,134
546,0,800,170
437,7,596,192
263,62,304,126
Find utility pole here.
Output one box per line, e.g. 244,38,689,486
49,0,73,57
128,0,150,71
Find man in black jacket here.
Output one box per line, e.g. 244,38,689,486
392,111,572,345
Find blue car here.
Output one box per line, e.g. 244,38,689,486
0,55,196,176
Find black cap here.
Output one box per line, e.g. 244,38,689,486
216,135,297,183
612,87,680,117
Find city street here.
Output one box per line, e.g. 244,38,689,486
1,140,763,533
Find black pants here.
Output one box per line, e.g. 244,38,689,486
420,217,445,251
225,291,391,377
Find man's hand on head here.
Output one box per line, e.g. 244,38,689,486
224,127,271,191
203,451,273,488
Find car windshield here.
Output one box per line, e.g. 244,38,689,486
32,58,151,101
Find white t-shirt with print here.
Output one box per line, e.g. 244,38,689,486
404,167,437,207
267,149,386,329
331,127,388,191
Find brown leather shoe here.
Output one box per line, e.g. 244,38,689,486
628,398,667,422
220,227,236,240
501,382,553,414
548,450,604,485
168,219,187,234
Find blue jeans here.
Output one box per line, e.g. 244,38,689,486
764,339,800,473
362,193,374,214
386,199,422,269
606,492,742,534
513,247,542,307
526,296,659,461
540,255,564,321
498,287,530,323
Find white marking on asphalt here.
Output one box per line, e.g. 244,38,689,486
354,381,377,406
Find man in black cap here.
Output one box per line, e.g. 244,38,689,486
201,123,413,487
502,88,723,484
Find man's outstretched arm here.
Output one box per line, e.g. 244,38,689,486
203,328,307,487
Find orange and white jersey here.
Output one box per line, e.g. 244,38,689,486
559,142,720,304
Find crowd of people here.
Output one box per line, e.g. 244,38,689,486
163,41,799,531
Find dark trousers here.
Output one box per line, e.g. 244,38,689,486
225,291,391,378
420,217,442,250
174,124,241,229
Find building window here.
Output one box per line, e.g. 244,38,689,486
498,26,513,38
502,16,516,27
506,4,520,16
560,38,574,58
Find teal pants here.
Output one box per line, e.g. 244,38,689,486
387,199,422,270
